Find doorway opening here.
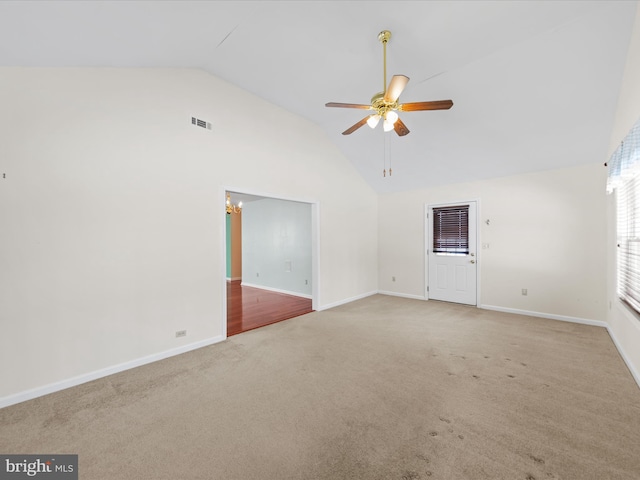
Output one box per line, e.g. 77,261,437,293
223,190,318,337
426,200,478,306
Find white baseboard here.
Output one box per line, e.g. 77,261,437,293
317,290,378,311
605,326,640,389
0,335,226,410
226,277,242,282
378,290,426,301
475,304,640,388
240,282,312,299
479,304,607,328
4,300,632,409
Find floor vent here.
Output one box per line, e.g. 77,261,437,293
191,117,212,130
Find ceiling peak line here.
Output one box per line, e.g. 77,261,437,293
216,24,240,50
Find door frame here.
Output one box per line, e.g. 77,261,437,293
424,199,480,305
221,186,319,339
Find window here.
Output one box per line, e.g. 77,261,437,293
608,117,640,314
617,176,640,313
432,205,469,255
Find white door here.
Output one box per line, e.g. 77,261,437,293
427,202,477,305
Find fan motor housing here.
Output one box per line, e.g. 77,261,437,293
371,92,398,115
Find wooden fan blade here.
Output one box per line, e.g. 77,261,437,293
383,75,409,103
326,102,372,109
342,116,370,135
399,100,453,112
394,117,410,136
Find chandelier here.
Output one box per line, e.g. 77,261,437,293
226,193,242,214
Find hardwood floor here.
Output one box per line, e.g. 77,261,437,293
226,280,314,336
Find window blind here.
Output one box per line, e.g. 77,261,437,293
609,117,640,315
617,176,640,313
433,205,469,254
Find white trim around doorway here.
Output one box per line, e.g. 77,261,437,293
424,199,481,306
221,186,320,339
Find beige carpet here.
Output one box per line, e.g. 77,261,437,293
1,295,639,480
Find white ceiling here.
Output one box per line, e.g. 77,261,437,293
1,1,637,193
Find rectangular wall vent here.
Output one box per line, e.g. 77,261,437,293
191,117,212,130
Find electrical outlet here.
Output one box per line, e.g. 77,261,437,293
392,276,396,282
305,279,308,285
175,330,187,338
521,288,527,296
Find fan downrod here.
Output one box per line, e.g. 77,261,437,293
378,30,392,93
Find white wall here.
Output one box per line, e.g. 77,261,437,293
0,67,378,404
379,163,607,323
241,198,312,296
606,3,640,385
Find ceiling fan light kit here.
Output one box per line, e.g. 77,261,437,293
383,118,395,132
325,30,454,137
367,114,381,128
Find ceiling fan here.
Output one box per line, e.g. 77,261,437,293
325,30,453,137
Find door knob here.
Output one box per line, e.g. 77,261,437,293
470,260,476,264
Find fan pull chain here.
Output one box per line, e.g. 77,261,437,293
389,134,392,176
383,131,390,177
383,131,386,177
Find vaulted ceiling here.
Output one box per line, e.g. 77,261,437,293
0,1,636,193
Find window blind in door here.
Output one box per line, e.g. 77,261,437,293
433,205,469,254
